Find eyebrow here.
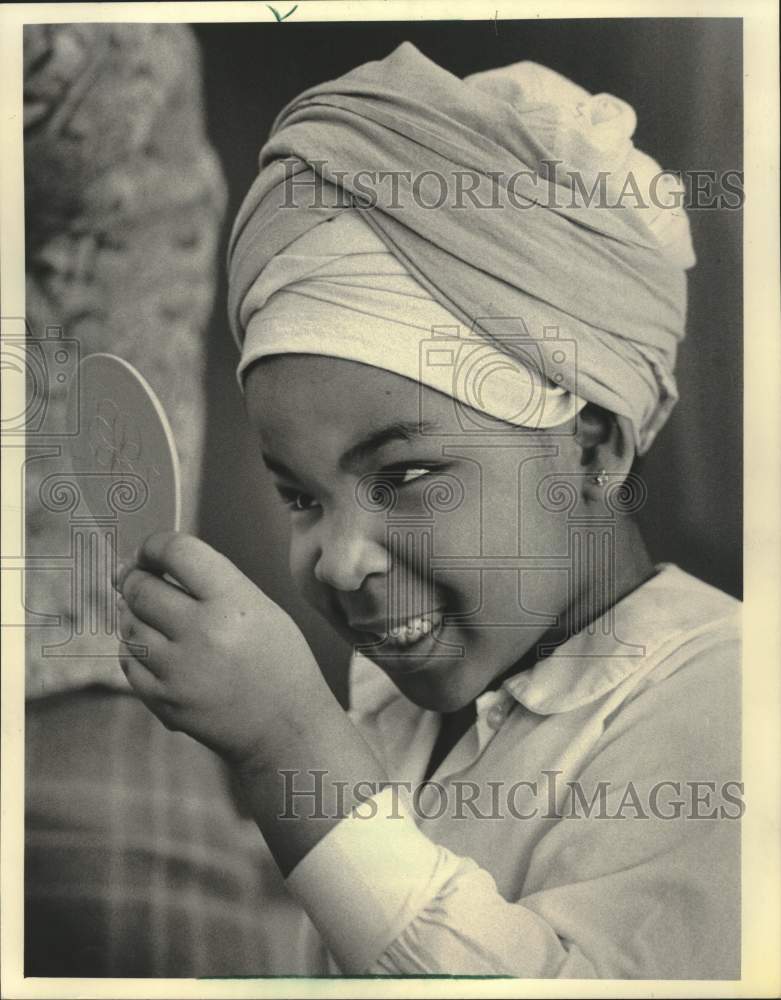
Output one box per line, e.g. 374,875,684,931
339,420,440,472
261,419,441,481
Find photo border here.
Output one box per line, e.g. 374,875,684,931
2,2,778,997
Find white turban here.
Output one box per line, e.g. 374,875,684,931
229,44,695,452
238,211,587,430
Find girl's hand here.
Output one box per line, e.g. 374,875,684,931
114,531,322,766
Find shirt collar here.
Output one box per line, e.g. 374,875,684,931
502,563,738,714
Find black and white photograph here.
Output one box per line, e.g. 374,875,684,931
1,1,779,995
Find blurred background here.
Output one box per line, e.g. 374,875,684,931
193,18,743,704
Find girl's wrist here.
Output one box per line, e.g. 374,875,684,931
227,670,342,775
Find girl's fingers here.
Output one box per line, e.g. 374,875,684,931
134,531,243,601
118,645,169,702
119,567,193,640
117,601,169,677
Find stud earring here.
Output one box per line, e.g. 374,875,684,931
593,469,608,487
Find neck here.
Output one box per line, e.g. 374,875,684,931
566,516,655,638
487,517,655,691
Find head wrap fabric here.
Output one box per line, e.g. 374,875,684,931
228,42,695,453
238,211,586,429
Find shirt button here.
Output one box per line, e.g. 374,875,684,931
486,704,507,731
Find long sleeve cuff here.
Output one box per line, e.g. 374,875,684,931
285,786,460,973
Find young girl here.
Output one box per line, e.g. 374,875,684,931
115,43,741,978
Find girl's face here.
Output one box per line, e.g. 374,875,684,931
245,354,579,712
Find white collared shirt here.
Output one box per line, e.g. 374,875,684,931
283,565,741,978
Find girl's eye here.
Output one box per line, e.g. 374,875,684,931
399,466,434,484
277,488,320,512
292,493,319,512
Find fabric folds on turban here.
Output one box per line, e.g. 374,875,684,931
237,211,587,429
228,42,695,453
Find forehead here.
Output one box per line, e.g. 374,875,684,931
245,354,452,440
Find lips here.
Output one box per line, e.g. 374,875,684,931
349,609,444,648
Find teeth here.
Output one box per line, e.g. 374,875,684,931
385,613,442,647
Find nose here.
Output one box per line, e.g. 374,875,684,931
313,509,388,592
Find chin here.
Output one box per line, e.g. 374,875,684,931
368,646,497,714
347,619,522,712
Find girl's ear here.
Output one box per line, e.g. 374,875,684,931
575,404,636,499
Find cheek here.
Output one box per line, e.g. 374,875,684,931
287,529,317,599
425,487,483,559
518,487,570,558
